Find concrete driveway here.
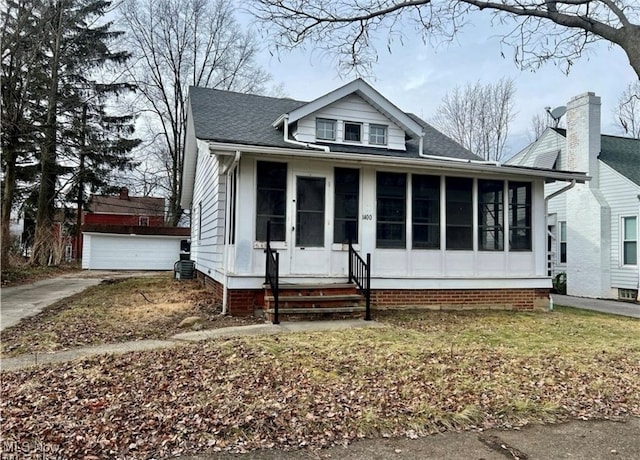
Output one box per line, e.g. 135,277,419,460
553,294,640,319
0,271,165,331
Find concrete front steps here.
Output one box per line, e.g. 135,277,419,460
263,283,366,322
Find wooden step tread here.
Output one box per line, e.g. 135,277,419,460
265,294,362,302
265,306,366,314
263,283,355,290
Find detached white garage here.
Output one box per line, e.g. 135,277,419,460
82,232,186,270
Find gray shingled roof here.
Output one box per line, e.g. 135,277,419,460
551,128,640,186
600,134,640,186
188,86,481,161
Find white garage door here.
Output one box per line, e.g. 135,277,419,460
82,233,183,270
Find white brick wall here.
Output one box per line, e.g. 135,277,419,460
564,92,611,298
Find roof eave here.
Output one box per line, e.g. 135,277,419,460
205,140,589,183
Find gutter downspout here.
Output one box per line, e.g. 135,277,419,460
282,115,330,152
222,150,241,315
544,179,576,310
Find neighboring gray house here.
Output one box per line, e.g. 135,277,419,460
181,79,586,317
508,92,640,301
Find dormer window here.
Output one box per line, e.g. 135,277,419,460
344,122,362,142
370,124,387,145
316,118,336,140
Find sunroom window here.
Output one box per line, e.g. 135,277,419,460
445,177,473,250
412,174,440,249
256,161,287,241
508,182,532,251
376,172,406,248
334,168,360,243
478,180,504,251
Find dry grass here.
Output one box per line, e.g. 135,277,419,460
2,307,639,458
1,260,80,287
0,274,263,357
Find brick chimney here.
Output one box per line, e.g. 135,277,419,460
119,187,129,200
564,92,610,299
565,92,601,186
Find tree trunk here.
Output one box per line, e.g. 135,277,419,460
1,147,18,267
623,26,640,80
31,2,63,266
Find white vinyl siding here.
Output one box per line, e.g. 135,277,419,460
295,94,406,150
190,141,226,276
599,162,640,289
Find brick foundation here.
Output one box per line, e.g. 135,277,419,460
196,270,262,316
196,270,550,315
371,288,550,311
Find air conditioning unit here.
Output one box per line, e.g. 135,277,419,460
174,259,194,280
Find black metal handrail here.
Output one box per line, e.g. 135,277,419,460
348,240,371,321
265,221,279,324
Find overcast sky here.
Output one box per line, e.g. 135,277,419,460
242,8,636,159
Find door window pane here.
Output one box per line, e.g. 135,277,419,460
256,161,287,241
412,174,440,249
334,168,359,243
296,177,325,247
446,177,473,250
377,172,406,248
478,180,504,251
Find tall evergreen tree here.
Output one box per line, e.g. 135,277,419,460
1,1,47,266
5,0,139,265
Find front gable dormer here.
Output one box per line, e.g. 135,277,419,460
272,79,424,153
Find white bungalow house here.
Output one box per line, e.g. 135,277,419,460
181,79,587,318
508,92,640,301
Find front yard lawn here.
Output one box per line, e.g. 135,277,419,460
1,307,639,459
1,275,263,357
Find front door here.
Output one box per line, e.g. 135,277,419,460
291,175,328,274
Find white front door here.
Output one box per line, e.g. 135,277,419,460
290,175,329,274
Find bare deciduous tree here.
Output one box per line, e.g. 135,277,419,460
433,78,516,162
250,1,640,79
528,112,551,142
616,80,640,138
120,0,272,225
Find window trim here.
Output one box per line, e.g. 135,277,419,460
139,216,149,227
369,123,388,146
343,121,362,143
622,215,638,266
559,221,567,264
316,118,336,141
